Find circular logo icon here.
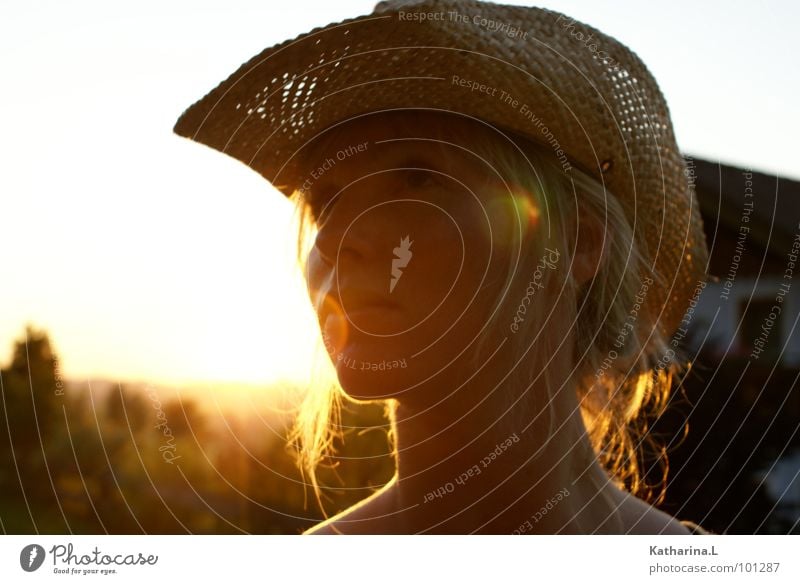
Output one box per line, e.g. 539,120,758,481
20,544,46,572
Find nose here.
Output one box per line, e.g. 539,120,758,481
313,222,362,266
308,211,372,315
312,202,373,265
312,224,338,265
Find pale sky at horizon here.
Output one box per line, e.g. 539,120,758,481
1,0,797,388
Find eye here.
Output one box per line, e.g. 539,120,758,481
403,167,440,190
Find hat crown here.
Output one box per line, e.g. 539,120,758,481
373,0,431,14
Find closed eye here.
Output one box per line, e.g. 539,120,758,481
399,158,445,191
403,168,440,190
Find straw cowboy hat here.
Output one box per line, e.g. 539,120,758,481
173,0,710,339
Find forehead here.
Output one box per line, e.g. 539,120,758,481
296,111,501,183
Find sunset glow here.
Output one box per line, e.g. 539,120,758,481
1,0,797,391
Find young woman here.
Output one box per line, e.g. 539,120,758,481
174,0,711,534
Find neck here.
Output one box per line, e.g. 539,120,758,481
385,348,625,533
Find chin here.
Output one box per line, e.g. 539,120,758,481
331,346,413,401
323,317,481,403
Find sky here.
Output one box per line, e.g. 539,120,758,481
1,0,798,388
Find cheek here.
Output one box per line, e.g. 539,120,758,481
390,208,466,320
304,247,333,307
398,203,501,331
434,203,517,330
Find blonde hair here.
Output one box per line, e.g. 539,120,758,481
286,111,687,509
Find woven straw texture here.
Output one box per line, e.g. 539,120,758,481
173,0,709,339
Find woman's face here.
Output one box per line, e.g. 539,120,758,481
301,112,535,403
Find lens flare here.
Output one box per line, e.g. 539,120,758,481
484,188,540,250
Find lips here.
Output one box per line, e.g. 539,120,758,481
315,287,401,326
340,288,401,313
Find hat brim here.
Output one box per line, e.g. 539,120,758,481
173,0,709,339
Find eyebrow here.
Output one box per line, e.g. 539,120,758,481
395,155,444,173
399,154,436,170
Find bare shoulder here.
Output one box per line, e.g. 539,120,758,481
304,518,346,535
303,483,398,535
617,492,692,535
